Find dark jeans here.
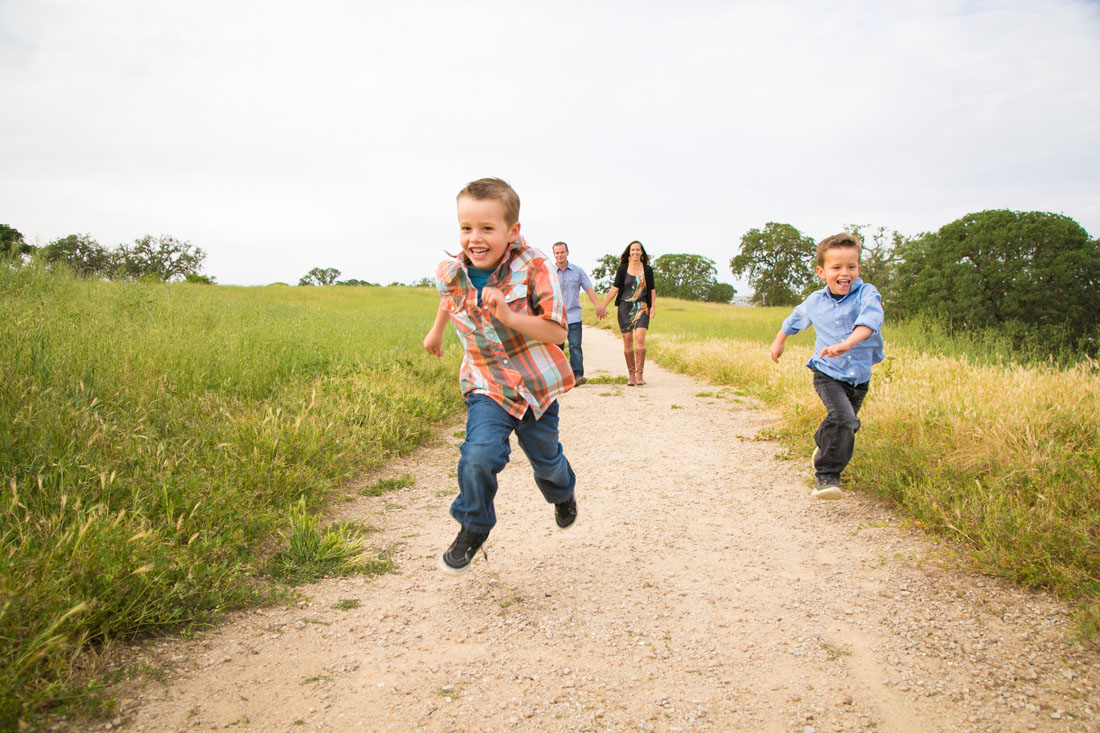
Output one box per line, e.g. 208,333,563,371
558,322,584,377
451,394,575,533
811,369,869,481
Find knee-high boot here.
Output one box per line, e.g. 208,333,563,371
624,348,637,386
635,347,647,385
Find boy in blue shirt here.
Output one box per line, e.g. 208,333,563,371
769,233,885,499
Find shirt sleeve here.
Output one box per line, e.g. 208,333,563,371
781,300,812,335
578,267,593,292
530,256,568,326
854,284,885,332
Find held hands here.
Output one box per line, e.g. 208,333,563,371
595,304,607,320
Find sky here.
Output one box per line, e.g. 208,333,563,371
2,0,1098,292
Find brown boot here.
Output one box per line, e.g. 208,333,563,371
624,349,637,386
636,348,646,385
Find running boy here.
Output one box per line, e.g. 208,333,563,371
423,177,577,574
769,233,885,499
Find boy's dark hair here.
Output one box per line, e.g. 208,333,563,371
816,233,861,267
619,240,649,266
553,241,569,252
457,177,520,226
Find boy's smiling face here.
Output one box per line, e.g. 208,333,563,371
816,245,861,296
457,195,520,271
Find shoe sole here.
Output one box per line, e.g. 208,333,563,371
438,554,473,576
556,516,577,531
811,486,843,500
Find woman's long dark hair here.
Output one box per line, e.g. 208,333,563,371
619,240,649,266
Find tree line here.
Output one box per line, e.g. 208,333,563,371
1,226,212,283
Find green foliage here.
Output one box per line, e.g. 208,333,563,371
114,235,206,282
589,254,621,292
299,267,341,286
729,222,816,306
0,266,463,726
651,253,735,302
706,282,735,304
1,224,32,259
892,210,1100,356
845,224,904,299
39,234,114,278
269,498,391,585
183,273,215,284
336,278,379,287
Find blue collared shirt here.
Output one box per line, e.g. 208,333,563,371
780,278,885,385
554,262,593,325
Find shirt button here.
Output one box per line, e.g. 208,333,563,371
836,320,841,325
501,358,510,366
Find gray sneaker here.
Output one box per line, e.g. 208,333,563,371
811,477,842,500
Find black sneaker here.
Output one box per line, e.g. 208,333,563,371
440,527,489,575
554,497,577,529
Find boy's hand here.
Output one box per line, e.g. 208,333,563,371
769,336,785,363
819,342,851,359
596,304,607,319
423,331,444,359
480,286,513,326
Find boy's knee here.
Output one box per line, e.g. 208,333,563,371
459,440,509,474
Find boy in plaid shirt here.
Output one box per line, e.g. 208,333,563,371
423,178,577,575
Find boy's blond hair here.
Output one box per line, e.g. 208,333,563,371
816,232,861,267
457,177,521,227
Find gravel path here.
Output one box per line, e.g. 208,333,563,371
100,327,1099,732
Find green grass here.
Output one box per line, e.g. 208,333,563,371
592,297,1100,638
0,265,463,727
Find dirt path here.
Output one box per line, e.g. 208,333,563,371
102,327,1098,732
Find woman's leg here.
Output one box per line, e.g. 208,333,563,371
622,332,636,385
633,328,648,384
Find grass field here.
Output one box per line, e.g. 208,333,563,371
4,266,1098,726
0,265,463,726
590,299,1100,638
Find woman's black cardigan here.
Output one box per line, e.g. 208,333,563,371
611,262,655,308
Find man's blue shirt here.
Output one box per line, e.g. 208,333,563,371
555,263,593,325
781,278,885,385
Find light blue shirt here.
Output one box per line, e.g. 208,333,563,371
555,262,593,324
781,278,885,385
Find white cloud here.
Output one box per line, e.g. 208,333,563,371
2,0,1098,290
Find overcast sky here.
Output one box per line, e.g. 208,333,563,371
2,0,1098,291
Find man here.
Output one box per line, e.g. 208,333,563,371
552,241,606,385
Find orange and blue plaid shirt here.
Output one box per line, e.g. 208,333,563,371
434,237,575,419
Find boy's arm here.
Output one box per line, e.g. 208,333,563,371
769,331,788,362
481,287,567,344
585,287,607,319
819,325,873,358
423,302,450,359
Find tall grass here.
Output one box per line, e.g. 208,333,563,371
594,298,1100,636
0,265,462,726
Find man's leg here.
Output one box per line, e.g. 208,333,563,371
567,321,584,377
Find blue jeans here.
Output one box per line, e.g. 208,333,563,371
451,394,575,533
811,369,869,480
558,321,584,377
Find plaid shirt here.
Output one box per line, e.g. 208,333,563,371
435,237,574,418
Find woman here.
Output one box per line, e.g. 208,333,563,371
601,240,656,386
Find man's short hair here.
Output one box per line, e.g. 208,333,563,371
552,241,569,252
816,232,861,267
457,177,520,226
